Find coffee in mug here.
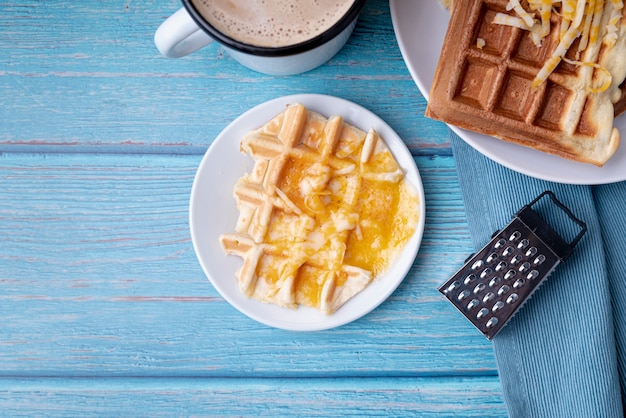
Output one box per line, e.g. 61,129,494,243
154,0,366,75
190,0,356,48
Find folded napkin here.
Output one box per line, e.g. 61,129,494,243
449,132,626,417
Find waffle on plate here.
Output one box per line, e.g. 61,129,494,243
427,0,626,166
219,103,420,314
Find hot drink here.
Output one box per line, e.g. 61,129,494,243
190,0,356,48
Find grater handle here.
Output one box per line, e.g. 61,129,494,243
525,190,587,248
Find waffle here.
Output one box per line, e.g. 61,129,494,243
615,80,626,116
426,0,626,166
219,103,420,314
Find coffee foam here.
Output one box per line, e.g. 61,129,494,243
191,0,356,48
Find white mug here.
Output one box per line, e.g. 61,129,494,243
154,0,366,76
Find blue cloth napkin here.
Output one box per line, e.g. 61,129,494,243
449,132,626,417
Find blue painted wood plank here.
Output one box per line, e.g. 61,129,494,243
0,0,505,413
0,377,507,417
0,152,494,377
0,0,449,154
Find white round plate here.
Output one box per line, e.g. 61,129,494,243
189,94,426,331
390,0,626,185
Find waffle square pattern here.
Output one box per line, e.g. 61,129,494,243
427,0,626,166
219,103,420,314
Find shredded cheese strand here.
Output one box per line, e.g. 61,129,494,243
509,0,537,27
541,0,552,37
605,0,624,45
492,0,622,89
578,0,597,54
562,57,613,91
533,17,582,87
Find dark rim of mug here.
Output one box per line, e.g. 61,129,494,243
181,0,367,57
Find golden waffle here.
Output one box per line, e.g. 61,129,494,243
219,103,420,314
426,0,626,166
615,80,626,116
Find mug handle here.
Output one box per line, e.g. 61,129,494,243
154,8,214,58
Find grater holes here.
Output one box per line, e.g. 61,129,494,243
471,260,484,270
474,283,486,294
504,269,516,280
445,280,461,294
527,270,540,280
492,301,505,312
506,293,519,304
477,308,489,320
486,317,499,328
467,299,480,310
486,252,499,263
437,192,584,340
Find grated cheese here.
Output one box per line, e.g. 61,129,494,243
562,57,613,91
493,0,623,90
493,13,531,29
509,0,537,26
605,0,624,45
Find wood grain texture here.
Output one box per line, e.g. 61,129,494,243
0,0,449,154
0,153,494,377
0,0,507,415
0,377,506,417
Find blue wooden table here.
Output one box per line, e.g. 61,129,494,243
0,1,509,415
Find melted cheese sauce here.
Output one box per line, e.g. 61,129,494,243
258,134,419,309
345,179,403,275
222,105,421,313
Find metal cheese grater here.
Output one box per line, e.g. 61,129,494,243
438,191,587,340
